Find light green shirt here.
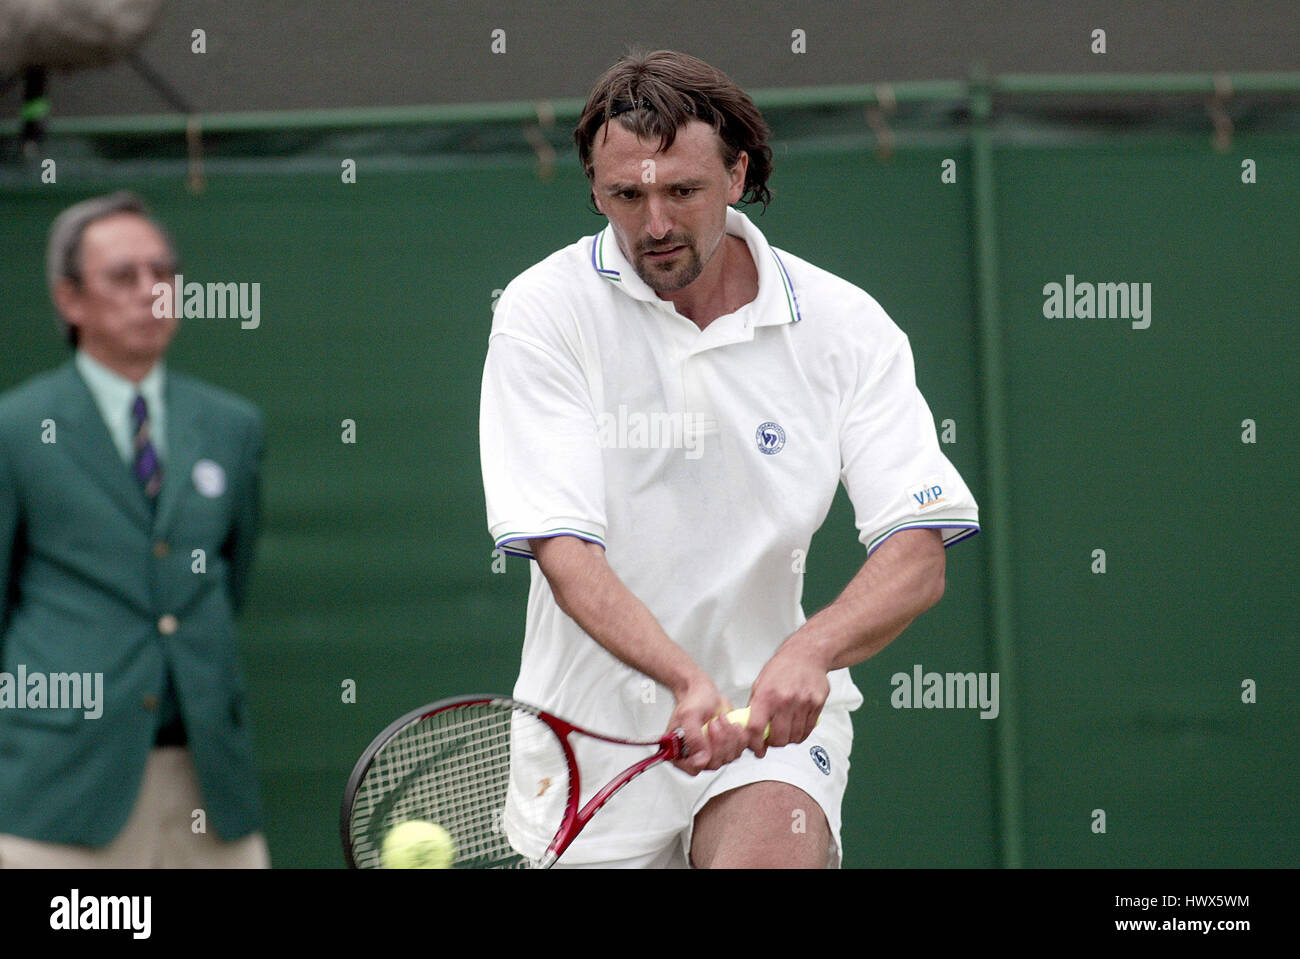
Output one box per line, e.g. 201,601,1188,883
74,351,168,466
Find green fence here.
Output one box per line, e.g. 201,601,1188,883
1,72,1296,867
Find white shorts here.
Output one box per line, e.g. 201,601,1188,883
553,706,852,869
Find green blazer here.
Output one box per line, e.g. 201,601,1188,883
0,360,264,845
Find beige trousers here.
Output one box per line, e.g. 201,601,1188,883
0,747,269,868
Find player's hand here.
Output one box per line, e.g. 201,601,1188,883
666,676,742,776
745,641,831,759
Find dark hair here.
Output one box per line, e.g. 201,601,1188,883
574,50,773,210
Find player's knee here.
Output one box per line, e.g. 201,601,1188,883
695,828,831,869
692,782,831,868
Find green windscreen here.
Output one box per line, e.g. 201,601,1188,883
1,99,1294,867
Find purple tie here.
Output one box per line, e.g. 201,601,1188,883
131,394,163,501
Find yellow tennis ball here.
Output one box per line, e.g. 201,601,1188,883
381,820,455,869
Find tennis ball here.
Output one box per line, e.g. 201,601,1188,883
381,820,455,869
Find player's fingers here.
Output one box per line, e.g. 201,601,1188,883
698,700,746,763
692,720,725,773
689,736,715,772
795,706,817,744
671,715,710,773
783,703,810,745
714,715,747,765
672,747,708,775
746,704,773,759
699,718,729,769
766,707,796,750
701,716,720,749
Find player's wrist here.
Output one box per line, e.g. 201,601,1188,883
779,627,837,674
667,666,718,706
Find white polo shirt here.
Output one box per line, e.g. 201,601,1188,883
480,206,979,850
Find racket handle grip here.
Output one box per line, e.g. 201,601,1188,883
702,707,770,740
701,706,823,742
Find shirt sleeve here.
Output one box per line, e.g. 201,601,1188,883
839,335,980,555
479,320,607,560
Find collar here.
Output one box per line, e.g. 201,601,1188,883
74,350,169,463
75,349,167,427
590,205,802,327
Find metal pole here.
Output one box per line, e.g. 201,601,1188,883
23,72,1300,139
969,65,1025,869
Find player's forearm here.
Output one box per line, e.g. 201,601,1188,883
785,528,947,672
530,535,704,696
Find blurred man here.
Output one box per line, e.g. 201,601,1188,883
0,191,268,867
480,51,980,868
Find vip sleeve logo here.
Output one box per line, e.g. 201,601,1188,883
907,477,947,513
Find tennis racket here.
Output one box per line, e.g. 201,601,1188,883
340,694,762,869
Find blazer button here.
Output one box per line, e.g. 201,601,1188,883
142,694,159,711
158,614,179,635
152,541,171,558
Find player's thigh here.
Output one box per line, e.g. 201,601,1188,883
691,780,830,869
688,706,851,869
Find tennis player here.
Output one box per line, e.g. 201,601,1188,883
479,50,980,868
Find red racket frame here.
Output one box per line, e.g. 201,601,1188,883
341,694,687,868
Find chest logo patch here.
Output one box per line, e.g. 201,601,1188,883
192,459,227,499
755,421,786,455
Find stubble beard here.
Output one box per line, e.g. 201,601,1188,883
633,237,704,293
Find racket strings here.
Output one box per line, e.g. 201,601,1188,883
348,702,570,868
